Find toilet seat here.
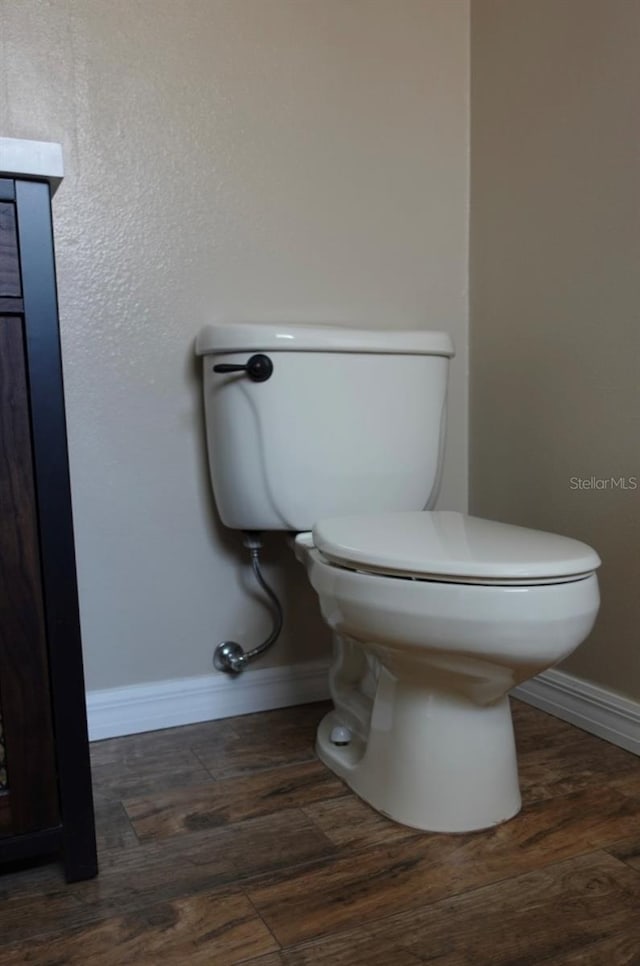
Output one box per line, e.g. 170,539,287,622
311,510,601,586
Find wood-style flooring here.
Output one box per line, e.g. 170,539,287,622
2,699,640,964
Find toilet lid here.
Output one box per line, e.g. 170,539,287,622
312,511,601,583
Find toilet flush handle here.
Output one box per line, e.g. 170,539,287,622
213,353,273,382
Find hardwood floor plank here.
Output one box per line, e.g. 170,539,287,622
124,760,347,841
246,849,640,965
0,891,279,965
192,703,330,779
94,807,336,887
88,717,240,766
302,794,419,849
510,698,579,753
0,890,86,945
516,717,640,805
613,767,640,802
0,858,68,900
605,836,640,871
540,931,640,966
241,957,287,966
247,785,640,946
0,810,335,946
245,930,424,965
248,850,640,965
364,850,640,965
90,744,212,802
302,795,420,850
94,799,139,853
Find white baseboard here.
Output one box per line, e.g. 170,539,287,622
87,660,640,758
513,668,640,757
87,659,330,742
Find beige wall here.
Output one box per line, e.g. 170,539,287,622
470,0,640,697
0,0,469,690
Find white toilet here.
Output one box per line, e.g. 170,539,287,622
196,322,600,833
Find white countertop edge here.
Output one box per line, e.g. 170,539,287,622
0,137,64,194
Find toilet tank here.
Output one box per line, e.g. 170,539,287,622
196,323,454,532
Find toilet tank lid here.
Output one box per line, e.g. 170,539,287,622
313,511,601,582
195,322,454,357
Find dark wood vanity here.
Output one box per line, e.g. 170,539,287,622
0,144,97,881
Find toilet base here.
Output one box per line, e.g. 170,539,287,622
316,667,522,833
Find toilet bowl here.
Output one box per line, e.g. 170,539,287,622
196,322,601,833
295,510,600,832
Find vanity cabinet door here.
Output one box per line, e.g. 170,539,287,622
0,314,59,837
0,173,96,880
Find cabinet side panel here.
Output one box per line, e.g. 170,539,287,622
15,179,97,879
0,706,6,792
0,707,8,832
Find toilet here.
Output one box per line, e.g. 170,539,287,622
196,322,600,832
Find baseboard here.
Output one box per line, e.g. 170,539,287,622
513,668,640,757
87,659,331,742
88,661,640,755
